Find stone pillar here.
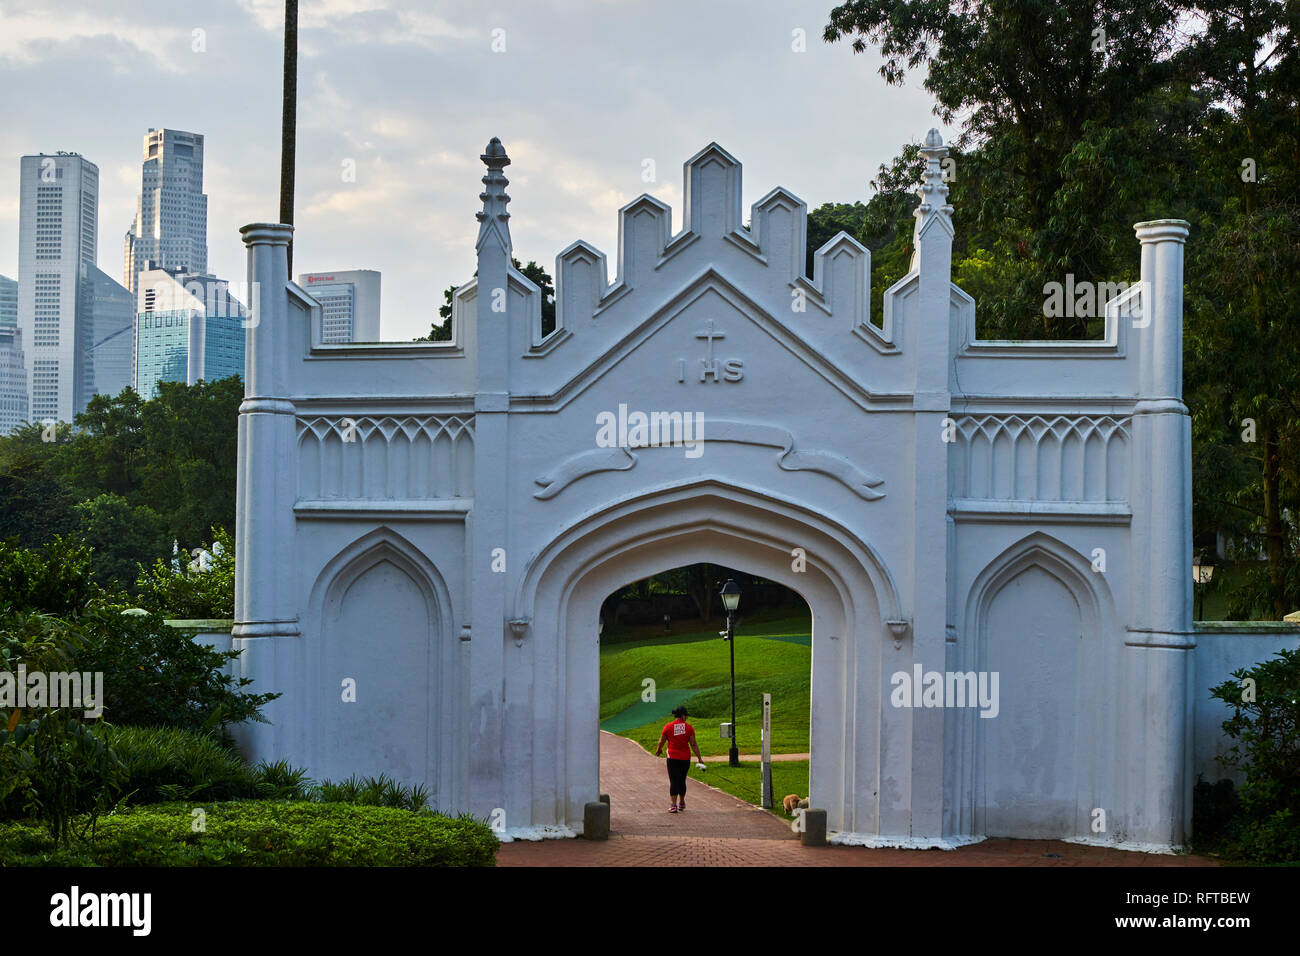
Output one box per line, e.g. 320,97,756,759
230,222,300,765
467,140,513,822
233,223,299,642
1125,219,1193,847
900,129,955,842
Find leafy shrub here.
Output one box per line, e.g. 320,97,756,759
3,711,126,846
1191,778,1241,851
0,537,109,618
100,726,257,804
252,759,312,800
1,535,273,736
314,774,431,812
1233,809,1300,863
0,611,127,844
0,802,499,867
134,527,235,619
81,727,311,807
1207,647,1300,861
74,608,277,732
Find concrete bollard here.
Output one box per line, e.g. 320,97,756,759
584,801,610,840
801,808,827,847
599,793,610,805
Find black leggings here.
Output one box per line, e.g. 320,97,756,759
666,758,690,796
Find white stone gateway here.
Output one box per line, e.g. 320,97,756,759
231,130,1201,850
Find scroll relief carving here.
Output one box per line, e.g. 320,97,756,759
534,416,884,501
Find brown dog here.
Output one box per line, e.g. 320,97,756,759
782,794,810,815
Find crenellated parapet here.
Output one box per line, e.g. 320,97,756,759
546,141,879,350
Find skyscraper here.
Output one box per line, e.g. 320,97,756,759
297,269,381,342
0,274,17,328
134,269,245,401
79,263,136,402
18,152,98,425
0,327,29,435
123,129,207,295
0,276,20,432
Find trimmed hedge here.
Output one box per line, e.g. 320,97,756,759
0,801,498,866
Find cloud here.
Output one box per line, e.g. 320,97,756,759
0,9,197,72
235,0,474,46
0,0,945,342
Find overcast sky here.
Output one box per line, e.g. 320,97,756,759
0,0,944,341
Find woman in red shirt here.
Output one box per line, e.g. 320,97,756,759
655,705,704,812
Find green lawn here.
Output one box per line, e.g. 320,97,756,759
599,611,812,759
689,760,811,820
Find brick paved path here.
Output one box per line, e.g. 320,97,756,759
495,731,1216,867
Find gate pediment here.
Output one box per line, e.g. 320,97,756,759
480,142,919,411
523,266,892,412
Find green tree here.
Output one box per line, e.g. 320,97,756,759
420,259,556,342
75,607,276,732
806,146,922,322
0,459,78,547
1181,0,1300,615
0,377,242,558
60,388,146,498
73,493,170,591
824,0,1201,337
0,537,108,619
0,611,127,845
133,377,241,548
823,0,1300,616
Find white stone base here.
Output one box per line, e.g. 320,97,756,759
1063,835,1182,855
497,824,580,843
829,831,987,851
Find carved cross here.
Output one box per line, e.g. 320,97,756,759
695,319,725,363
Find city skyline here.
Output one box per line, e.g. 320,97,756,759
123,127,209,294
17,151,98,424
0,0,936,344
134,267,246,400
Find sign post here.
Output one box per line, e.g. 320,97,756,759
760,692,772,809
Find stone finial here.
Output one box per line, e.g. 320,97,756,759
910,127,954,268
916,129,953,222
476,136,512,254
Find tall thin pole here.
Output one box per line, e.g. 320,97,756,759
279,0,298,274
727,610,738,767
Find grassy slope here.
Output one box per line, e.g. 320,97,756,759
599,611,812,758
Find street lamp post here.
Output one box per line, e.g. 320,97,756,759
1192,552,1215,621
720,578,741,767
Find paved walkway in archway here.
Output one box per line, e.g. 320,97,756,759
494,732,1217,867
